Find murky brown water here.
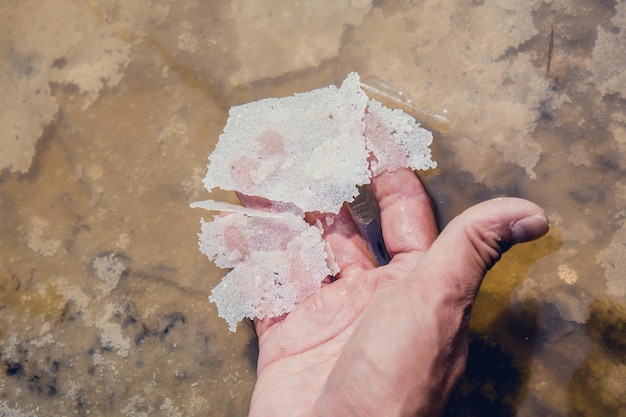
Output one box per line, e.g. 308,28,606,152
1,0,625,416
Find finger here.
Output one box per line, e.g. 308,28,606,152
416,197,549,305
306,206,377,280
370,167,438,256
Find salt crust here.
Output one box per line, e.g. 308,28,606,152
227,0,372,86
597,223,626,299
1,0,169,174
25,217,62,257
200,213,330,332
91,253,126,296
365,99,437,176
591,1,626,99
203,72,372,214
194,72,436,331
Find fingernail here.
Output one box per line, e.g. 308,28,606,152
511,213,549,243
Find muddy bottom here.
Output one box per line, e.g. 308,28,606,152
1,0,625,416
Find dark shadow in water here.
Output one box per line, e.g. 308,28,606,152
422,132,530,231
568,298,626,417
442,300,540,417
245,332,260,372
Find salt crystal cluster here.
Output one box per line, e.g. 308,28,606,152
203,72,371,214
198,211,333,331
193,72,436,331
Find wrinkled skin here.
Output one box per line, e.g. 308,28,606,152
242,168,548,417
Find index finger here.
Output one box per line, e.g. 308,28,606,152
370,167,438,255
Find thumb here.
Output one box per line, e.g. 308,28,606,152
419,197,549,303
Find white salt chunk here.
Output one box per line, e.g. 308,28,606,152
91,253,125,295
364,99,437,175
203,72,371,214
199,212,331,331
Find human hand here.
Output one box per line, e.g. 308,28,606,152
244,167,549,417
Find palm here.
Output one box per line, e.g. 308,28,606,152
248,168,442,416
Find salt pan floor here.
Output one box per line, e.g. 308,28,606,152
1,0,625,415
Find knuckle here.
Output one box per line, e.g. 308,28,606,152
463,223,505,271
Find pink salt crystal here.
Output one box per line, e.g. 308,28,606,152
202,72,371,214
230,156,259,189
364,99,437,175
200,212,331,331
257,129,287,154
364,107,410,175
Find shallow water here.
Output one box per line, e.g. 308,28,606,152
1,0,625,416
